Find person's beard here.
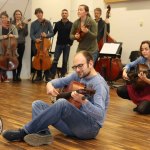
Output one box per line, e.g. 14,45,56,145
82,70,91,78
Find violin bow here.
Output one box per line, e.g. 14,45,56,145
22,0,30,18
7,0,30,36
0,0,8,12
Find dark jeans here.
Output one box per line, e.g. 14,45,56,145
117,85,150,114
31,40,50,78
13,43,25,78
50,44,71,77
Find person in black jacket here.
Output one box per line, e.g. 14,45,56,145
94,8,110,44
49,9,73,79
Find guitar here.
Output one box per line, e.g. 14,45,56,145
127,64,150,90
56,81,95,108
75,22,91,42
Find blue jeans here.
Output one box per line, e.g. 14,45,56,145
50,44,71,76
92,50,99,65
24,99,100,139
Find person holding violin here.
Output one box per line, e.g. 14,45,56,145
12,10,29,82
70,4,99,64
117,40,150,114
2,51,109,146
94,8,110,45
30,8,53,82
0,11,18,82
49,9,73,79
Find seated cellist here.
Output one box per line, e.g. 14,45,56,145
117,40,150,114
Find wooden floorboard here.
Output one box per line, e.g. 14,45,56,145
0,80,149,150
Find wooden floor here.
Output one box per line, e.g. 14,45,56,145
0,80,149,150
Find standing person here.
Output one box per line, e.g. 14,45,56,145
12,10,29,82
70,4,99,64
30,8,53,82
94,7,110,46
117,40,150,114
0,11,18,82
50,9,73,79
2,51,109,147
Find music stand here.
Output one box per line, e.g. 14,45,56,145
99,42,122,87
100,42,122,57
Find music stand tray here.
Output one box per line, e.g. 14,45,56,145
100,42,122,57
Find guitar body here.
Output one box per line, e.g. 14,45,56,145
63,81,85,109
127,64,150,90
56,81,95,109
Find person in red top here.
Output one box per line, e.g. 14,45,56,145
117,40,150,114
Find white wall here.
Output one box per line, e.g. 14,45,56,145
107,0,150,64
1,0,150,78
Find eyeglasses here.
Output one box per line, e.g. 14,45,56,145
72,63,84,70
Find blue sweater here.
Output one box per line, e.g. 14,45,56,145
50,72,109,127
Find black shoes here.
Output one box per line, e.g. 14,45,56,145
133,106,138,112
34,76,42,82
45,77,52,82
13,76,22,82
2,128,53,146
2,129,27,141
60,74,65,78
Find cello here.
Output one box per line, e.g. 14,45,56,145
32,19,52,71
98,5,116,51
95,5,123,81
0,19,19,71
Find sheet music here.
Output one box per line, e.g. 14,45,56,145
100,43,121,55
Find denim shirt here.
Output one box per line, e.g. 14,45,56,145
50,72,109,127
30,19,54,41
124,56,149,72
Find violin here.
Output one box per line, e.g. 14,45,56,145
127,64,150,90
56,81,95,109
15,18,31,29
75,22,90,42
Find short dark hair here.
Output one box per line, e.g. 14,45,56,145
94,8,102,13
0,11,9,18
34,8,43,15
62,9,68,12
76,51,94,63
